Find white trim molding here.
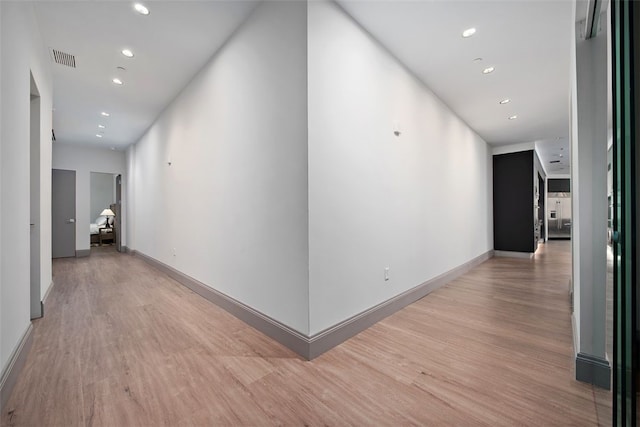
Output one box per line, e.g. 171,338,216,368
0,324,34,410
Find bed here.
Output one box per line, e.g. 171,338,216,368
90,215,114,245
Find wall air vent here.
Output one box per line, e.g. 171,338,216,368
49,48,76,68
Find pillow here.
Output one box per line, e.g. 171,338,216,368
108,216,115,226
95,216,107,226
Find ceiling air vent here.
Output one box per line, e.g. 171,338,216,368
550,160,561,164
49,48,76,68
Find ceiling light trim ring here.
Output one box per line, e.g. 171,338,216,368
462,27,476,38
134,3,150,15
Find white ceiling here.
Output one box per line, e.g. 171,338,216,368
36,0,574,174
535,137,570,175
34,1,258,150
337,0,574,174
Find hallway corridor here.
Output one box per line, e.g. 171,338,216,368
2,242,610,426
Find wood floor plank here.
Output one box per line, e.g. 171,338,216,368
1,242,610,426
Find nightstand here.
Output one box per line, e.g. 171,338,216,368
99,228,114,246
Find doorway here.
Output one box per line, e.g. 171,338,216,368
52,169,76,258
29,72,41,319
90,172,120,251
538,173,545,242
547,178,572,240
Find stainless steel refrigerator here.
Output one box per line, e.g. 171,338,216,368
548,192,571,239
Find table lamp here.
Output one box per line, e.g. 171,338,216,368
100,208,115,229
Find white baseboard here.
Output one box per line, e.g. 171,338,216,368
494,250,534,259
0,324,34,410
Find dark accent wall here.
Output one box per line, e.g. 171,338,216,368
548,178,571,193
493,151,534,253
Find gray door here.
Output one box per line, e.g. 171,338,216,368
52,169,76,258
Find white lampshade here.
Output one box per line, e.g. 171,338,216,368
100,208,115,217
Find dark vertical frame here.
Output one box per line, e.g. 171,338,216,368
611,0,637,425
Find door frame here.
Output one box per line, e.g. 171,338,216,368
29,72,42,319
115,174,122,252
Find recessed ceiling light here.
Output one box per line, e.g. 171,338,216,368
462,28,476,38
101,112,110,117
110,147,116,151
96,134,103,138
121,49,134,58
112,78,123,85
508,115,518,120
98,124,105,129
499,98,510,104
134,3,150,15
482,66,495,74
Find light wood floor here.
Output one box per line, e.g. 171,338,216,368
3,242,611,426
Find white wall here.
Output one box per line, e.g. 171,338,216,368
0,1,3,365
1,2,53,372
127,0,493,338
570,3,581,353
571,10,608,360
492,142,536,156
0,0,4,372
307,1,493,335
126,145,136,252
128,1,310,334
52,143,126,251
